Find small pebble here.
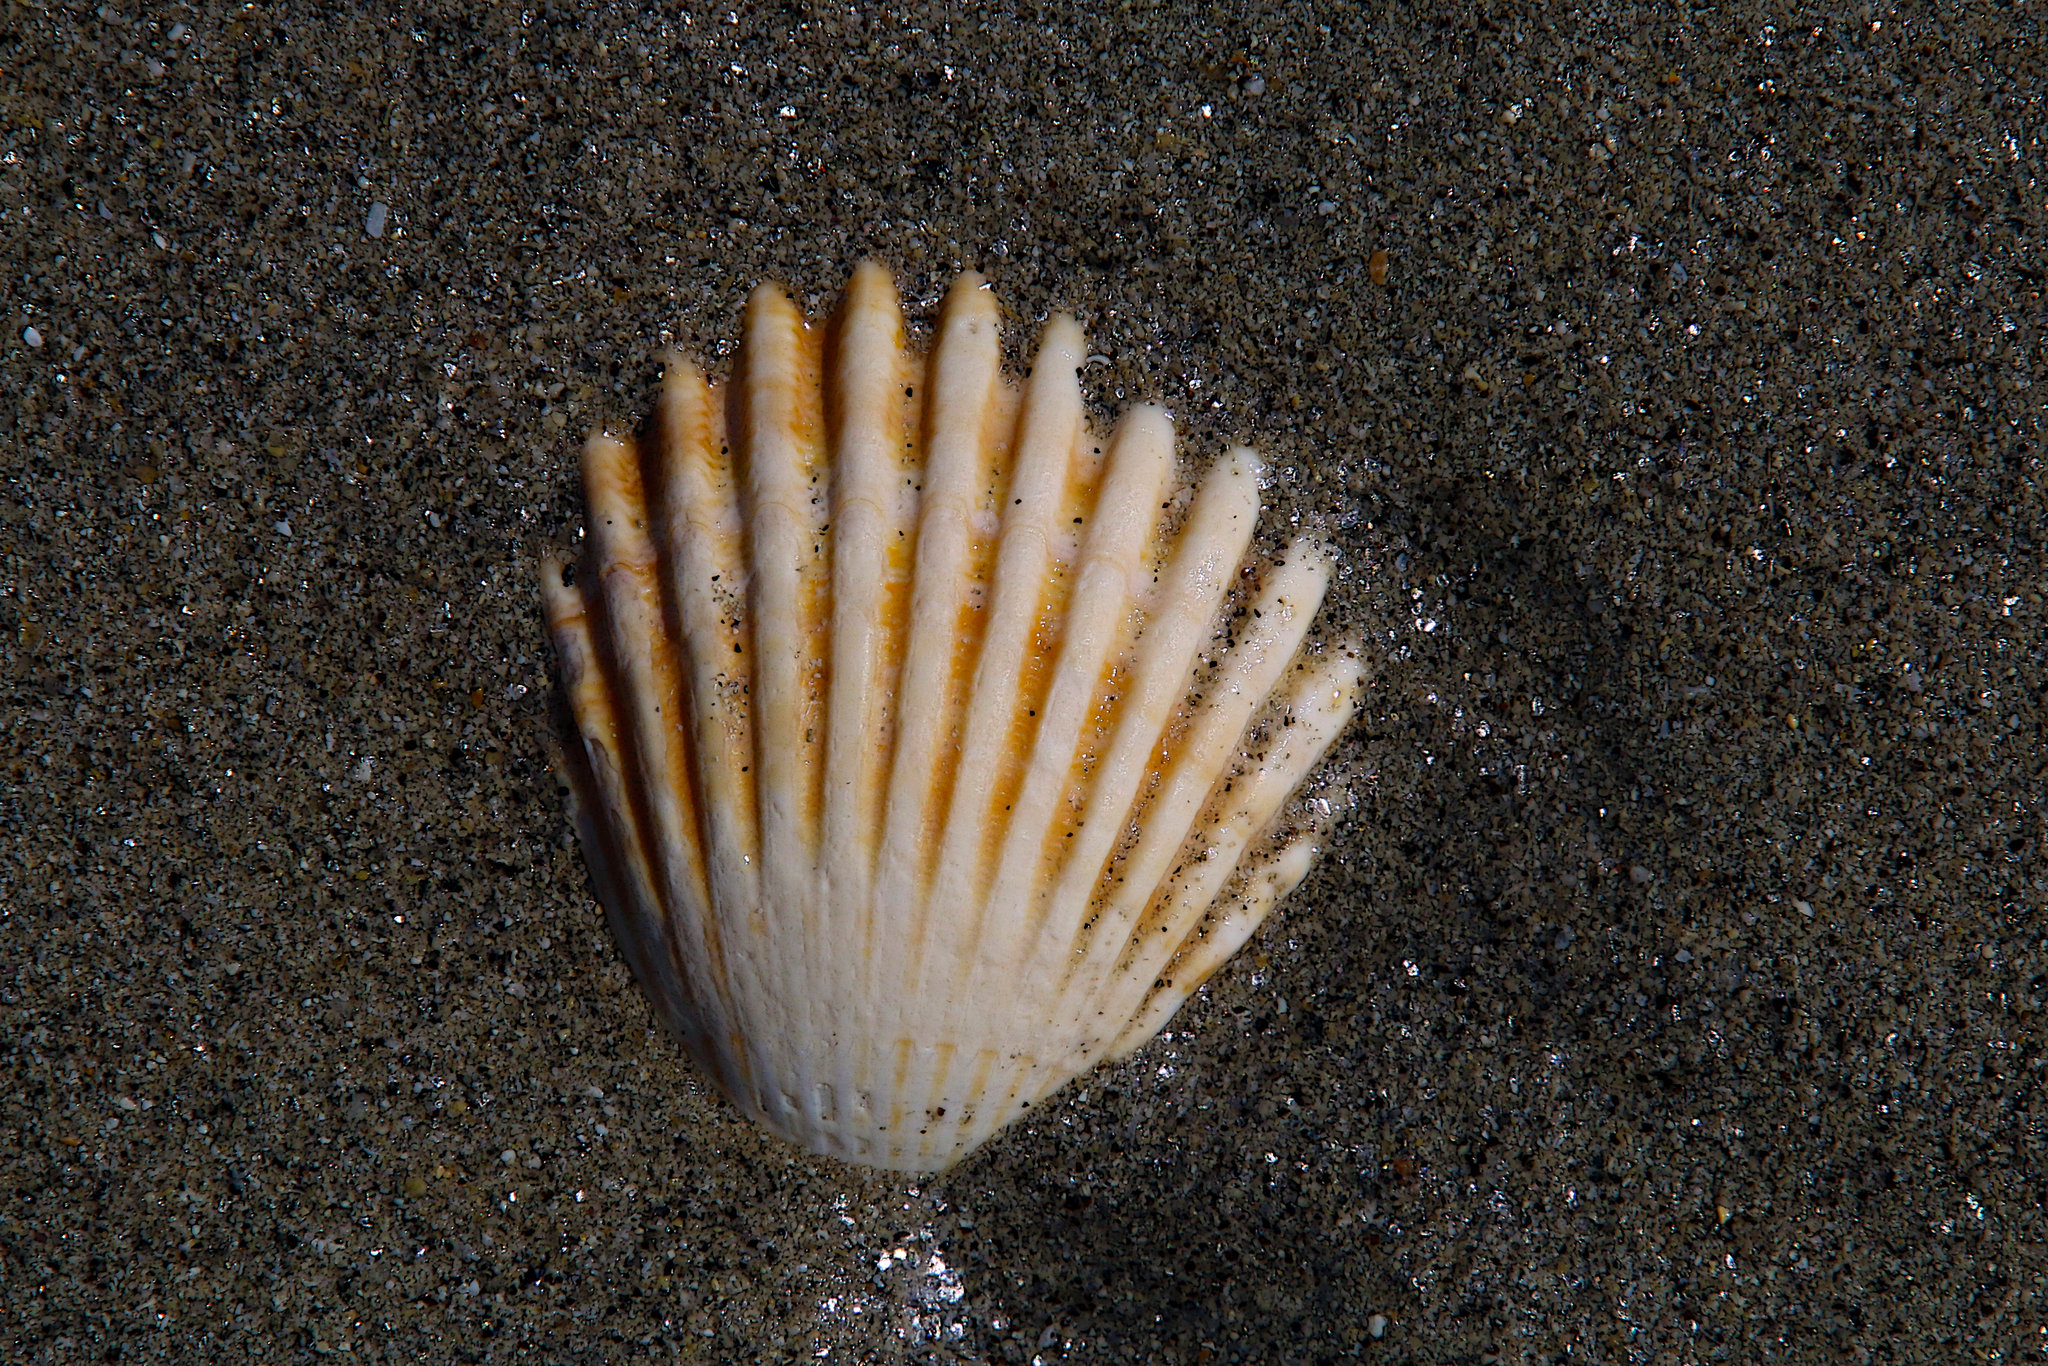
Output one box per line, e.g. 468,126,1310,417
366,201,389,238
1368,1314,1388,1338
23,326,41,348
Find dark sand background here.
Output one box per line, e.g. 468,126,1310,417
4,2,2044,1361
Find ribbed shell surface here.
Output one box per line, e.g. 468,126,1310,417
541,263,1360,1172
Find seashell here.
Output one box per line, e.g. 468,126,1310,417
540,262,1361,1172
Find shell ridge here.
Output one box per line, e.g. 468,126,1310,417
904,322,1082,1120
539,567,691,1045
856,280,1013,1155
930,1044,1011,1170
657,357,780,1091
914,327,1106,1148
730,285,830,1077
867,281,1005,1055
914,316,1084,1019
645,367,764,1081
578,444,719,978
1047,545,1331,1055
585,438,722,906
1009,451,1263,1029
583,435,735,1056
974,404,1175,985
541,559,738,1088
1092,647,1361,1038
914,1040,960,1168
1107,828,1325,1062
1115,647,1358,1037
817,261,912,1140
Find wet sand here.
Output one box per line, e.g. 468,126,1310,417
3,3,2042,1361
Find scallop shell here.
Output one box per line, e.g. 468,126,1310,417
541,262,1361,1172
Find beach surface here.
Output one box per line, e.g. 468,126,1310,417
3,3,2042,1361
